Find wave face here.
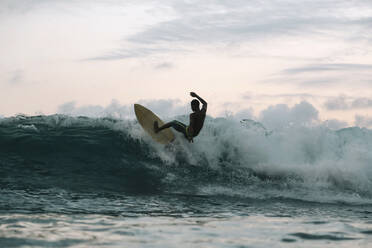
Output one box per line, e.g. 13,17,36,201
1,115,372,204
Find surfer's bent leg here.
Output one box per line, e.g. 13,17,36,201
154,121,172,133
154,120,188,137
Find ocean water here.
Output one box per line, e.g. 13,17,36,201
0,114,371,247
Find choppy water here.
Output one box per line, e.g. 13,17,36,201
1,114,372,247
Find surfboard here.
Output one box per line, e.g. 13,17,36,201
134,104,175,144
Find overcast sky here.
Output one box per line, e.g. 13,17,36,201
1,0,371,127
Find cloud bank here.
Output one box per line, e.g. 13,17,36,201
283,64,372,74
89,0,372,59
324,95,372,110
355,115,372,128
9,70,23,84
57,98,364,129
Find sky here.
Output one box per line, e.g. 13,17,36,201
1,0,372,127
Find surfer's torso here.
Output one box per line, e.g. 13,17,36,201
189,108,206,137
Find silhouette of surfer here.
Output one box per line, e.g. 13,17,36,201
154,92,207,143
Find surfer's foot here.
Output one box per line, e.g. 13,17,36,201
154,121,159,133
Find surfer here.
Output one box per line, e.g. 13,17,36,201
154,92,207,142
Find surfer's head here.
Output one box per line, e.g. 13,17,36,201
191,99,200,112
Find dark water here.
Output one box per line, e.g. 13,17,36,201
1,115,371,247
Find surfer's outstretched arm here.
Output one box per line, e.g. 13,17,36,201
190,92,207,110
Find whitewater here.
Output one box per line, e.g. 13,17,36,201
1,114,372,247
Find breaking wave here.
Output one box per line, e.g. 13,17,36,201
1,114,371,204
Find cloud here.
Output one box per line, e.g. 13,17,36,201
324,95,349,110
351,97,372,108
86,47,180,60
3,0,372,61
242,92,322,100
9,70,23,84
276,63,372,88
283,63,372,74
259,101,319,129
355,115,372,128
0,0,46,15
324,95,372,110
57,99,132,118
130,1,365,45
154,62,174,70
138,98,188,118
322,119,348,130
92,0,372,59
298,78,340,87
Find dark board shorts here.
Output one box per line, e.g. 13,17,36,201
169,120,189,138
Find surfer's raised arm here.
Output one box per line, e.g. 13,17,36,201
190,92,207,111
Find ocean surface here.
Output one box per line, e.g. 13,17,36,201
0,114,371,247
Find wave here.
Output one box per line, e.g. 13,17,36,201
1,114,372,204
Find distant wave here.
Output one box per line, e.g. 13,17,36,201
1,114,371,204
